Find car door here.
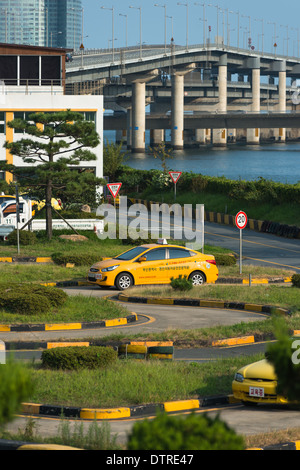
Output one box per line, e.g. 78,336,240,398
133,247,169,285
166,247,196,281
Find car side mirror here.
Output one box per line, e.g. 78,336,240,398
138,256,147,262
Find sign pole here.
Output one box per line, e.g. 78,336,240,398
169,171,182,202
239,228,242,274
235,211,247,276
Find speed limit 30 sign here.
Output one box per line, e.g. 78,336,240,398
235,211,248,230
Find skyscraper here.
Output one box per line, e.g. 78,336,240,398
0,0,82,50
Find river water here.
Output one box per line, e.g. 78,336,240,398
104,131,300,184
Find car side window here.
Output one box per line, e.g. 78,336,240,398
168,248,192,259
144,248,166,261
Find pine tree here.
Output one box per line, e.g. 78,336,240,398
1,110,104,239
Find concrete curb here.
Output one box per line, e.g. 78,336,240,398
118,293,290,318
20,394,238,421
0,312,138,333
0,256,53,263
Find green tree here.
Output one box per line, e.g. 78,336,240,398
0,361,34,425
127,412,245,450
0,110,103,239
103,140,128,181
266,316,300,403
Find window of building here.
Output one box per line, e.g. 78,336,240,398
0,56,17,85
20,56,39,86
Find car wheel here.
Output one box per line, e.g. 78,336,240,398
115,273,134,290
188,271,206,286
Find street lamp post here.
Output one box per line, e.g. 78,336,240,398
119,13,128,48
194,3,206,46
129,5,142,60
242,14,251,49
207,4,220,47
101,6,115,64
50,31,62,47
229,10,240,50
154,4,167,55
280,24,289,56
167,15,174,41
177,2,189,51
268,22,277,56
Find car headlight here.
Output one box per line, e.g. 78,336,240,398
102,265,120,272
234,373,244,383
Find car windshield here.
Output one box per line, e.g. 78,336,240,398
114,246,148,261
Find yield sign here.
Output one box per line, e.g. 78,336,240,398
169,171,182,184
107,182,122,198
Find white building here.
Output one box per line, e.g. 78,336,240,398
0,43,103,185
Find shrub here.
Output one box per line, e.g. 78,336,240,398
27,285,68,308
51,252,101,266
170,275,193,291
214,254,236,266
0,291,51,315
0,361,34,425
7,230,37,245
127,412,245,450
41,346,118,370
0,284,67,314
292,274,300,288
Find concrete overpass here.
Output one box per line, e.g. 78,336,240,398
66,43,300,151
104,112,300,131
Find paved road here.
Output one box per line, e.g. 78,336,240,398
105,204,300,272
5,402,300,449
204,220,300,272
2,220,300,446
0,286,268,344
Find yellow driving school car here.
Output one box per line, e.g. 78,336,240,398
88,239,219,290
232,358,288,406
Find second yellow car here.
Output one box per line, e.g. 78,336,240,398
232,358,288,405
88,240,219,290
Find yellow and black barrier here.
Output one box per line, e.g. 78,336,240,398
118,341,174,361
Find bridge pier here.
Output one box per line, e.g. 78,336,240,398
131,81,146,153
247,58,261,145
213,54,227,147
171,73,184,149
277,62,286,142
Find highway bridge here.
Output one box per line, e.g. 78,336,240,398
66,43,300,151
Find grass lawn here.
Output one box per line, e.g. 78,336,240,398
0,294,130,325
0,233,126,258
27,353,264,408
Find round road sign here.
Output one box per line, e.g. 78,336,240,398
235,211,248,230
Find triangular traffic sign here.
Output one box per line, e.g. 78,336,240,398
107,182,122,198
169,171,182,184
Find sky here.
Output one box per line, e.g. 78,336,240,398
81,0,300,57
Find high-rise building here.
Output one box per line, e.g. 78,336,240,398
0,0,82,50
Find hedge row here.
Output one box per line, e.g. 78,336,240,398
117,166,300,206
41,346,118,370
51,252,102,266
0,284,67,315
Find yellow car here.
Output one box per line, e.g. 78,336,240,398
232,358,288,406
88,240,219,290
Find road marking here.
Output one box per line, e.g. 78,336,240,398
205,230,300,255
245,256,300,270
